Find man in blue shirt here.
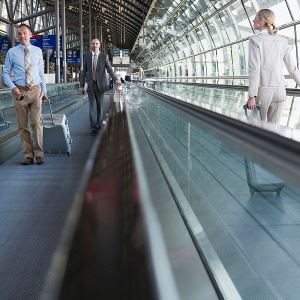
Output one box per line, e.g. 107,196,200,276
3,24,48,165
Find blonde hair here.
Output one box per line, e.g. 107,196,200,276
257,9,278,35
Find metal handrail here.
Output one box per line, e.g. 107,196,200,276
139,78,300,96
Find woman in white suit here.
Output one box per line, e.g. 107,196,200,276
247,9,300,124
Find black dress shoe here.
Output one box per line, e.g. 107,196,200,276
90,129,98,135
22,157,33,165
36,156,45,165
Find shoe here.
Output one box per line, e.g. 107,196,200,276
36,156,45,165
90,129,98,135
22,157,33,165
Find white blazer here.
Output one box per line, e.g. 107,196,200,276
248,29,300,97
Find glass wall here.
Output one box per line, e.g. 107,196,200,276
132,0,300,86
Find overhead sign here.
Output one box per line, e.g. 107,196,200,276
66,58,80,63
42,35,57,49
0,35,10,52
31,34,43,48
112,48,121,57
67,50,80,63
122,49,129,57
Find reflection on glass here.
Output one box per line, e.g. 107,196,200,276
134,0,300,86
244,158,285,196
145,82,300,129
130,89,300,299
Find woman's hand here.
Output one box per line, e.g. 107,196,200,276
247,97,256,110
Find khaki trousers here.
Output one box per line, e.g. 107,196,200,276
257,87,285,125
14,86,43,158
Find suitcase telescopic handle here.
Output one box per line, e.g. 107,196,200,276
46,97,54,125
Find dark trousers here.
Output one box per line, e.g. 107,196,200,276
88,81,104,129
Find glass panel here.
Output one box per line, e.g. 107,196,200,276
287,0,300,20
195,54,206,76
205,50,218,76
219,9,240,43
0,83,81,130
187,57,195,76
192,0,213,19
175,40,186,59
232,41,248,76
216,47,232,76
244,0,292,26
195,26,214,51
206,19,222,47
229,2,253,39
169,44,179,60
295,24,300,69
279,26,297,88
182,1,201,25
189,30,202,53
129,88,300,299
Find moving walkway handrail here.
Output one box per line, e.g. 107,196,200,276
140,78,300,96
41,100,180,300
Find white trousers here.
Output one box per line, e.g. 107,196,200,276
257,87,285,125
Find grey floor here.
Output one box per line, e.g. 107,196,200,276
130,89,300,300
0,96,111,298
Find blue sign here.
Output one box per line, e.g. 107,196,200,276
66,58,80,63
66,50,80,63
42,35,56,49
113,48,121,57
0,35,10,52
31,34,43,48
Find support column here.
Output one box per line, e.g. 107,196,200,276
79,0,83,72
9,0,14,47
45,49,50,74
55,0,60,83
61,0,67,83
89,0,92,42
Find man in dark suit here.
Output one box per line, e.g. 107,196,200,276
80,38,120,135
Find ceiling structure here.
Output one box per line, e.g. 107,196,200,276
42,0,153,51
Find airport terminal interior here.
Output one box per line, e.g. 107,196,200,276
1,0,300,299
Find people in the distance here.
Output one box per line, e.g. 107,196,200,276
247,9,300,124
80,38,121,135
2,23,48,165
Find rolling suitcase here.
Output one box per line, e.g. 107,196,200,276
243,104,284,196
42,99,72,155
243,104,262,121
113,85,126,113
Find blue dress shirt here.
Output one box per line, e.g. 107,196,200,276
2,43,47,94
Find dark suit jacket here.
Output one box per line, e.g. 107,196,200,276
80,52,117,93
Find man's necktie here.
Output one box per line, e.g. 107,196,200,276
92,54,97,81
24,47,33,87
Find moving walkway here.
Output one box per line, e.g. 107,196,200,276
42,84,300,299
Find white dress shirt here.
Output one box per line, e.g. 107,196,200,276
248,29,300,97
